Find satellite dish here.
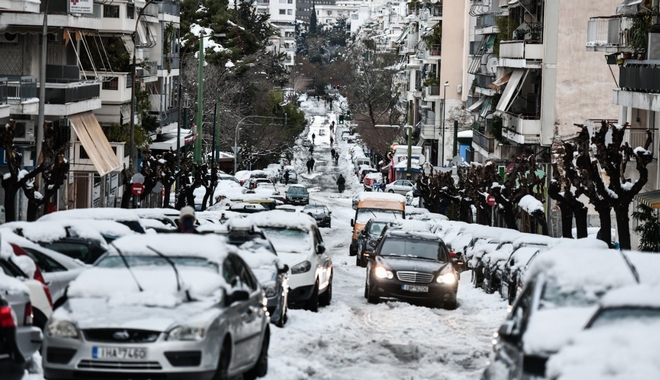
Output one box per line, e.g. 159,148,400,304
486,57,498,74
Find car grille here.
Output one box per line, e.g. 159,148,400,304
396,271,434,284
77,360,162,370
83,329,160,343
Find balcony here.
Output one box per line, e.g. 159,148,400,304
476,13,496,35
158,107,179,130
474,73,495,89
586,16,633,53
44,65,101,115
502,113,541,144
159,55,180,74
426,84,440,97
499,40,543,68
0,0,40,13
428,44,441,57
159,0,180,18
619,61,660,93
4,76,38,114
472,128,495,153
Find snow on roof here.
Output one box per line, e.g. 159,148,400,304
364,172,382,180
387,219,433,233
599,284,660,309
131,208,180,219
508,246,542,272
457,130,473,139
39,208,141,222
245,210,316,230
546,317,660,379
525,243,637,291
405,207,429,215
3,220,135,243
0,272,29,296
357,192,406,203
522,306,598,355
110,234,233,262
518,195,544,214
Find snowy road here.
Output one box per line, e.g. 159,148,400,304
265,98,509,380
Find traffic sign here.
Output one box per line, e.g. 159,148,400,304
486,194,497,207
131,183,145,196
131,173,145,184
232,146,242,154
152,181,163,194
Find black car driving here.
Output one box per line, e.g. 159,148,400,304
355,219,390,267
364,230,458,309
303,203,332,228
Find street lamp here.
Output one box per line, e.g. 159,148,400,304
440,80,449,166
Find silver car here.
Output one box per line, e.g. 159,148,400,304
42,234,270,380
0,275,43,380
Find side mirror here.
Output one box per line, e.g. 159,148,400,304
278,264,290,274
351,219,355,227
497,320,517,341
317,244,326,254
227,289,250,305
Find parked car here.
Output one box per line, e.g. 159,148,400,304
42,234,271,380
247,211,333,312
385,179,415,195
355,219,389,268
279,167,298,184
498,246,542,304
365,230,458,309
220,220,290,327
546,284,660,380
0,276,42,380
0,256,53,330
363,172,382,191
483,242,635,380
285,185,310,205
303,204,332,228
38,209,146,233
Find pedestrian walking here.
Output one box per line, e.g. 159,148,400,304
312,133,316,145
330,136,334,146
309,145,314,154
310,157,315,171
330,121,334,132
337,174,346,193
284,170,290,185
334,151,339,165
330,148,336,159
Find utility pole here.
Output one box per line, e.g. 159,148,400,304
194,34,204,163
214,90,220,162
406,100,413,179
36,0,50,216
440,81,449,166
453,120,458,158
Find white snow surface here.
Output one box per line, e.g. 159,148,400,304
599,284,660,308
624,251,660,285
522,306,598,355
244,210,317,230
39,208,141,222
1,220,134,243
357,191,406,204
518,194,544,213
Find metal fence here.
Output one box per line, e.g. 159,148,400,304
5,76,37,100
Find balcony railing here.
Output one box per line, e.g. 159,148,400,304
159,55,180,71
4,76,37,101
473,128,495,152
429,5,442,17
0,78,7,104
159,0,180,16
499,40,543,60
586,16,633,52
626,128,654,153
44,82,100,104
426,84,440,96
620,62,660,93
474,73,495,89
428,44,441,56
159,107,179,127
476,13,495,29
144,3,159,17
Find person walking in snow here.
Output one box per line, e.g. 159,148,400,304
330,136,334,146
337,174,346,193
312,133,316,145
284,170,290,185
331,148,336,159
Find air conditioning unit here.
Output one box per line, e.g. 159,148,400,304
14,120,35,143
0,33,18,44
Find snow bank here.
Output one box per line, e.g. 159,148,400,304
518,195,543,214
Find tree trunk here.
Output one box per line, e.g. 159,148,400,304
3,186,18,222
121,186,132,209
596,205,612,247
26,200,39,221
532,210,549,236
559,206,574,238
615,206,632,250
573,203,588,239
163,182,173,208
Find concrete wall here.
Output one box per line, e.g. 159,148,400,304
552,0,621,140
439,0,467,104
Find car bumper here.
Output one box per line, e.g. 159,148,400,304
42,337,219,379
314,217,331,227
287,198,308,205
287,284,315,303
371,279,457,304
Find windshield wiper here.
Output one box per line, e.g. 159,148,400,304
146,245,193,302
110,243,143,292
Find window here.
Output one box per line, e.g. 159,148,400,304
327,10,332,15
222,257,239,286
102,77,119,90
288,0,293,3
279,9,286,14
103,4,120,18
23,248,67,273
126,4,135,19
287,9,292,15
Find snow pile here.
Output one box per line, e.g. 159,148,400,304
518,195,543,213
189,24,230,53
624,251,660,285
599,284,660,308
39,208,141,222
507,246,542,272
522,306,598,355
357,192,406,204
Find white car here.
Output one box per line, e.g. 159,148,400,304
385,179,414,195
246,211,333,312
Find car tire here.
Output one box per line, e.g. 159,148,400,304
305,282,320,312
388,189,394,193
444,299,458,310
212,339,231,380
366,276,379,304
244,328,270,380
319,278,332,307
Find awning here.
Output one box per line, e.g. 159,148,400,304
121,36,134,57
467,96,487,112
496,69,528,113
635,189,660,209
416,137,425,147
489,72,512,91
69,112,122,176
480,97,492,118
396,27,410,44
617,0,644,15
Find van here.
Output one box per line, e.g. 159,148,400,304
349,193,406,256
354,157,370,170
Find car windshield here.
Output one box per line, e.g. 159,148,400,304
288,187,307,195
589,307,660,328
260,227,311,253
356,208,403,224
369,222,387,234
540,280,609,309
379,238,446,261
304,205,325,213
97,255,219,271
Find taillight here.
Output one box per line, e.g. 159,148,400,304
43,285,54,308
24,302,33,326
0,306,17,328
449,251,457,259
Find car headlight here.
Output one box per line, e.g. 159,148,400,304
264,283,278,297
47,320,79,339
291,260,312,274
167,326,206,341
374,266,394,279
436,272,457,284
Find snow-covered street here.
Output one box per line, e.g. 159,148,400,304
264,96,509,379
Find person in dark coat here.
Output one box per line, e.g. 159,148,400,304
178,206,199,234
312,133,316,145
336,174,346,193
284,170,290,185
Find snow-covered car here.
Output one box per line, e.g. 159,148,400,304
0,274,42,380
483,242,637,380
498,246,542,305
42,234,271,380
385,179,414,195
362,172,382,191
285,185,309,205
247,211,333,312
480,244,519,294
546,285,660,380
38,208,146,233
365,230,458,309
303,203,332,228
279,167,298,184
470,241,506,288
221,220,290,327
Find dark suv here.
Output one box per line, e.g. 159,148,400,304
355,219,389,267
365,230,458,309
285,185,309,205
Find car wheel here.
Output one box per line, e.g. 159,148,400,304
244,328,270,380
366,275,379,304
444,299,458,310
388,189,394,193
305,282,319,312
212,339,231,380
319,278,332,307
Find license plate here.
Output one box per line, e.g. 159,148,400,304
92,346,147,360
402,284,429,293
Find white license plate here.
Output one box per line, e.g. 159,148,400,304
402,284,429,293
92,346,147,360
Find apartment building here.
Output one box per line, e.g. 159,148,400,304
468,0,619,164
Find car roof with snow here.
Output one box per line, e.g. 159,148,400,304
357,192,406,203
1,220,134,243
110,234,234,263
624,251,660,286
245,210,316,230
385,219,433,233
507,246,542,271
384,229,441,242
39,208,142,222
597,284,660,309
